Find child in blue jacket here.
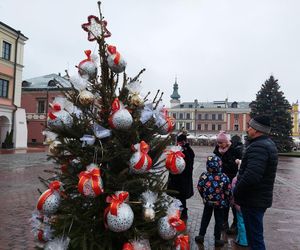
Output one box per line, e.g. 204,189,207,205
195,155,232,247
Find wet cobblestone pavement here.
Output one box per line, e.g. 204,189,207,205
0,146,300,249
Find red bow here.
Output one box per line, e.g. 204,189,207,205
134,141,152,170
78,168,103,196
37,181,61,211
175,235,190,250
168,212,186,232
107,45,121,65
165,150,185,174
106,191,129,216
111,98,121,113
122,243,134,250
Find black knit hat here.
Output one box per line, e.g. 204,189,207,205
249,115,271,134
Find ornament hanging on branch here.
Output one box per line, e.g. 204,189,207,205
48,140,62,155
140,190,157,222
129,141,152,174
155,107,174,135
77,50,98,81
70,74,95,106
122,239,151,250
105,191,134,232
174,234,190,250
107,45,127,73
108,98,133,130
37,181,62,215
30,211,53,243
82,15,111,41
44,237,70,250
78,164,104,197
126,81,143,106
158,209,186,240
165,146,186,174
47,97,72,128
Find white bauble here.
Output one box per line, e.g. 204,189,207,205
129,152,150,174
47,110,72,128
158,216,177,240
110,109,133,130
167,157,186,175
81,177,104,197
143,207,155,222
107,203,134,232
39,192,60,215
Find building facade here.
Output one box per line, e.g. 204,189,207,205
168,81,251,138
21,73,71,144
0,21,28,148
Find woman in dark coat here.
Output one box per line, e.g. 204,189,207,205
213,131,243,233
167,133,195,219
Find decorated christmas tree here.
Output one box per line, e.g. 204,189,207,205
250,75,293,152
31,2,189,250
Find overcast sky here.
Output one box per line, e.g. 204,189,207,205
1,0,300,104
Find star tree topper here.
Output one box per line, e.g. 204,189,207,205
82,15,111,41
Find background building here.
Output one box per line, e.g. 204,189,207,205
21,73,71,144
0,21,28,148
168,81,251,139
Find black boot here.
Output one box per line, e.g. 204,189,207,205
215,239,225,247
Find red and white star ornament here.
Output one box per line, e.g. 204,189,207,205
82,15,111,41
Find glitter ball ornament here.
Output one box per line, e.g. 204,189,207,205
44,237,70,250
49,141,62,155
165,146,186,174
107,45,127,73
105,191,134,232
106,203,134,232
174,234,190,250
108,98,133,130
158,216,177,240
78,164,104,197
143,207,155,222
159,118,174,135
79,90,94,106
37,181,61,215
48,102,72,128
129,141,152,174
78,50,97,80
158,213,186,240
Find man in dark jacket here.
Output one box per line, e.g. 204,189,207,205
234,115,278,250
167,132,195,220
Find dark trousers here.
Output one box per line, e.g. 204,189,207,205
199,204,224,240
241,206,266,250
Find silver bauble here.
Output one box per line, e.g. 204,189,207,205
40,192,60,215
111,109,133,130
107,56,126,73
129,152,150,174
79,90,94,106
78,61,97,80
143,207,155,222
107,203,134,232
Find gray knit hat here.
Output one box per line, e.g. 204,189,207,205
249,115,271,134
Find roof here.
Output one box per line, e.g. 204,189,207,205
171,101,251,109
22,74,71,90
0,21,28,40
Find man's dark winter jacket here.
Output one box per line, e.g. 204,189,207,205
233,135,278,208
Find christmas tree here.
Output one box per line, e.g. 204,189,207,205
31,2,189,250
250,75,293,152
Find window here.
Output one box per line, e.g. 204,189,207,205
186,123,190,130
234,124,239,131
188,104,193,108
37,99,46,113
218,114,223,120
0,79,9,98
179,113,183,119
212,124,216,130
172,113,176,119
198,114,202,120
205,114,209,120
2,41,11,60
186,113,190,119
197,124,201,130
218,124,222,131
212,114,216,120
234,114,239,119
